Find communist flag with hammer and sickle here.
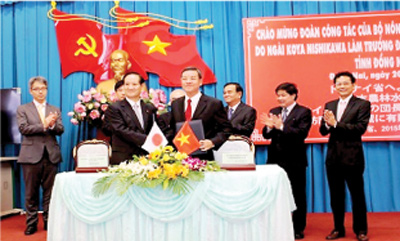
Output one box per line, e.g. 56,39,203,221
173,121,200,155
52,9,147,84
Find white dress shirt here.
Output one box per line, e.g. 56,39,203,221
184,92,202,118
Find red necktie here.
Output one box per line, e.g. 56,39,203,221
185,99,192,121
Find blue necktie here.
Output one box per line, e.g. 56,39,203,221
282,108,288,122
228,108,234,120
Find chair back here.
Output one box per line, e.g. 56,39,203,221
213,135,255,164
73,139,111,173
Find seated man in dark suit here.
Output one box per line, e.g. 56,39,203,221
105,72,157,165
320,71,370,241
168,67,232,160
260,82,312,240
223,82,256,137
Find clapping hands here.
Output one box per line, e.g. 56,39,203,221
44,112,59,129
260,112,284,130
323,110,337,127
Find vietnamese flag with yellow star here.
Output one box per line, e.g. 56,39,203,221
116,7,217,87
173,121,200,155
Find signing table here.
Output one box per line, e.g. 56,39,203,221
48,165,296,241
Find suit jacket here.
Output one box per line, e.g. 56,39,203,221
226,102,257,137
17,102,64,164
157,112,172,135
169,94,232,149
106,99,157,163
319,96,371,166
262,104,312,167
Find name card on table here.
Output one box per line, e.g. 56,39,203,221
74,139,110,173
78,155,108,168
222,152,254,164
220,152,256,171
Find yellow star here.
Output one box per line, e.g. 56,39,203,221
176,132,190,147
142,35,171,56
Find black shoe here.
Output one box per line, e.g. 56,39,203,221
44,221,48,230
326,230,345,240
295,231,304,239
24,225,37,235
357,233,369,241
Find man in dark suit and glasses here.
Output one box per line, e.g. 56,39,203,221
105,72,157,165
223,82,256,137
260,82,312,240
167,67,231,160
17,76,64,235
320,71,370,241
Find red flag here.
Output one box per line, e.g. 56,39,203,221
52,9,147,84
173,121,200,155
116,7,217,87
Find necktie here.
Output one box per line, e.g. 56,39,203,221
185,99,192,121
228,108,234,120
337,100,346,121
282,108,288,122
38,104,46,124
134,103,144,128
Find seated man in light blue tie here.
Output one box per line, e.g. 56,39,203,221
223,82,257,137
260,82,312,240
105,72,157,165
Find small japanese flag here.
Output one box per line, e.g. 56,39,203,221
142,121,168,153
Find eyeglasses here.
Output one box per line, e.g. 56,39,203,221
31,87,48,92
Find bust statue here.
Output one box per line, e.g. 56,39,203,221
97,49,148,97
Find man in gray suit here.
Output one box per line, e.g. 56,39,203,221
17,76,64,235
223,82,256,137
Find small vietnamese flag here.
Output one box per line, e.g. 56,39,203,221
173,121,200,155
142,121,168,153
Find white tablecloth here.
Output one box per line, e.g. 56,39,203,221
48,164,296,241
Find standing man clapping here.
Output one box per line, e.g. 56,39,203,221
17,76,64,235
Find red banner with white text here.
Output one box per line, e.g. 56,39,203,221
243,11,400,144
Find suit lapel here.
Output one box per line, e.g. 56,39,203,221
175,98,186,122
230,102,243,121
340,96,356,122
141,101,153,132
122,99,143,132
28,102,42,123
193,95,207,119
45,103,53,117
284,104,298,123
329,99,339,119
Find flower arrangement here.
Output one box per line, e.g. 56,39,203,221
140,88,168,115
68,87,168,125
68,88,111,126
92,146,221,196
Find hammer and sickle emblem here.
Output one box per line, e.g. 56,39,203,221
74,34,98,57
